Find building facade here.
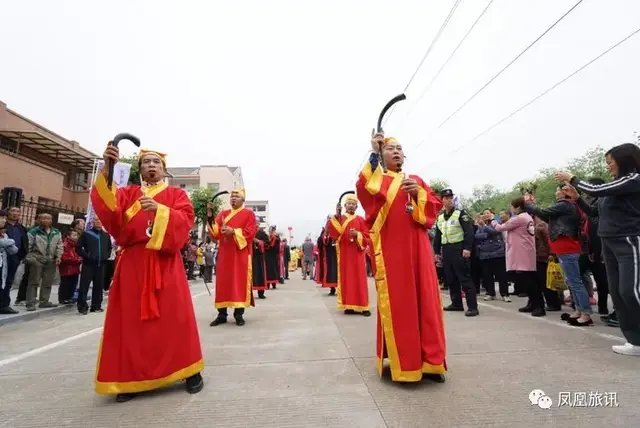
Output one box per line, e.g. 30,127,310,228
245,200,270,229
0,100,97,214
166,165,244,211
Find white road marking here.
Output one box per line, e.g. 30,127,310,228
0,291,210,368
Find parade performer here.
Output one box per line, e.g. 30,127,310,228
207,189,256,326
253,222,269,299
264,226,281,289
327,194,371,316
356,133,447,383
322,219,338,296
315,231,325,284
92,143,204,403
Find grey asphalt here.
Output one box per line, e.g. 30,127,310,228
0,276,637,427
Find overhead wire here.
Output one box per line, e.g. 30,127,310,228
434,0,586,132
415,25,640,171
346,0,464,188
393,0,495,133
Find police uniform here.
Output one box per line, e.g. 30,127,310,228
433,189,479,316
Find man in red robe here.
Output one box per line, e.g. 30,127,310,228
327,194,371,316
207,189,256,326
356,133,447,383
92,144,204,403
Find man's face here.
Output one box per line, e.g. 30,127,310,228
345,200,357,214
93,218,103,230
39,214,52,228
139,154,165,183
230,192,243,208
74,219,85,232
442,196,454,210
8,207,20,221
68,231,79,242
382,142,404,171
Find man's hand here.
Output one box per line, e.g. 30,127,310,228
561,184,579,200
554,170,574,183
371,131,384,153
139,196,158,212
55,258,61,265
221,226,235,236
206,201,215,216
523,192,535,204
335,203,342,218
401,178,419,196
434,254,442,263
349,228,358,238
462,249,471,258
102,143,119,176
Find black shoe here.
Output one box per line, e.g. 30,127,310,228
344,309,356,315
209,317,227,326
362,310,372,317
0,306,19,315
79,309,88,315
606,318,620,328
116,393,137,403
545,306,561,312
443,304,464,312
90,308,104,313
567,317,593,327
424,373,446,383
185,373,204,394
560,313,573,321
600,314,611,322
329,289,336,296
518,304,533,313
235,317,246,326
257,294,266,299
531,308,546,317
465,309,479,317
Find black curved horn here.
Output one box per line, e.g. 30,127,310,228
211,190,230,202
376,94,406,173
338,190,356,205
107,133,141,189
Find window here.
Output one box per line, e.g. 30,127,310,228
207,182,220,191
257,215,266,223
0,135,18,153
179,184,186,189
256,205,266,212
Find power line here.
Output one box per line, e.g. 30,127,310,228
435,0,586,132
416,25,640,170
381,0,463,129
394,0,495,133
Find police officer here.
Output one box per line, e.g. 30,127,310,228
433,188,479,316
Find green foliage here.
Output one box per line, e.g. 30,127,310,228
190,187,222,225
117,153,140,184
428,178,450,195
466,146,609,215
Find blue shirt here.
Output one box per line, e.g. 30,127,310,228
5,223,22,251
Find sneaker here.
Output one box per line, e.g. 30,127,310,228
38,302,58,309
483,295,495,301
0,306,19,315
501,296,512,303
612,342,640,356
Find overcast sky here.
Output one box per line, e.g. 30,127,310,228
1,0,639,243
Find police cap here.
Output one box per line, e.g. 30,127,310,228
440,188,454,197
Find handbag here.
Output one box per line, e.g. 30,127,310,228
546,261,568,291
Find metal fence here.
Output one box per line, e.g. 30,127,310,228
0,189,86,234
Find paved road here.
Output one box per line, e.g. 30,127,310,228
0,276,637,427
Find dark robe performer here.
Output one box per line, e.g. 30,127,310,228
264,226,281,289
253,224,269,299
322,218,339,296
207,188,256,326
278,238,286,284
315,232,325,284
356,133,447,383
327,194,371,316
92,145,204,403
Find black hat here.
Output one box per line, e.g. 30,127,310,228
440,188,454,197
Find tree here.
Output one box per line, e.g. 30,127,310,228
190,187,222,240
117,153,140,184
428,178,450,195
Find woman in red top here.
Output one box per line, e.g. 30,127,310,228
58,229,82,304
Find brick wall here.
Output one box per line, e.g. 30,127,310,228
0,151,65,200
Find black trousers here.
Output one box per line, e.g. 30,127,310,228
536,262,562,309
16,263,29,302
77,264,105,311
442,244,477,310
58,274,79,303
103,259,115,291
1,256,21,308
471,256,483,293
187,261,195,279
602,237,640,346
518,270,542,309
203,265,214,283
217,307,245,318
579,253,609,313
481,257,509,297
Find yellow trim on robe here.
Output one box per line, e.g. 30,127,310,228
95,359,205,395
223,206,243,224
330,216,344,235
94,172,118,211
411,186,428,226
232,228,248,250
214,253,253,309
125,181,169,223
361,161,383,195
370,171,446,382
335,214,369,312
207,218,220,239
146,203,170,251
356,231,365,250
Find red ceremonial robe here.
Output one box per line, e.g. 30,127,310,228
327,214,371,311
208,207,256,308
356,162,446,382
90,173,203,395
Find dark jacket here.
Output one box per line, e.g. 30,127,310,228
474,225,506,260
571,173,640,238
524,199,580,241
5,221,28,259
76,228,112,266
